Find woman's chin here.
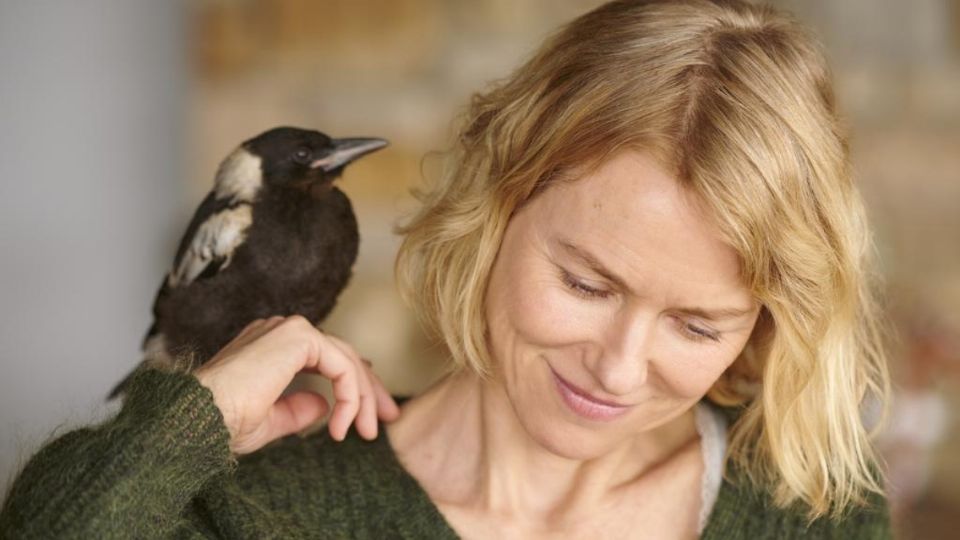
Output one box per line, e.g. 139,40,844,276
519,411,615,461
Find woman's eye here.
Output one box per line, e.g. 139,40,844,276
679,320,721,343
559,268,610,299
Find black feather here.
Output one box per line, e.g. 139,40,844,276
108,127,386,399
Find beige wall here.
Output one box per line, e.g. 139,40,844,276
186,0,960,381
187,2,960,535
186,0,615,395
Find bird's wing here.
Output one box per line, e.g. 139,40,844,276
167,192,253,288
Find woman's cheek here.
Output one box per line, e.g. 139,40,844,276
510,274,590,346
654,343,734,398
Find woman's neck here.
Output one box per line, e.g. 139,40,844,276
386,368,700,524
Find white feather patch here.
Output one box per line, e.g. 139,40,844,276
214,148,262,202
143,333,174,365
169,204,253,287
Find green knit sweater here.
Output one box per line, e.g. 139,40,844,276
1,368,891,539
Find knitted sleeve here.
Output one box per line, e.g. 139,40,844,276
0,367,239,539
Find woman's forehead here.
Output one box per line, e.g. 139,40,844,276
534,152,706,234
526,150,748,296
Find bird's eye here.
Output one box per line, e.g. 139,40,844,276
293,147,312,164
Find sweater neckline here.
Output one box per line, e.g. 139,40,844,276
374,402,736,538
375,420,462,538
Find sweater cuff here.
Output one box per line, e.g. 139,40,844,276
116,366,236,472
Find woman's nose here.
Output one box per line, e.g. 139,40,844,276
589,311,652,396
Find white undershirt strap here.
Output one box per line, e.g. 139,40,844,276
694,401,729,535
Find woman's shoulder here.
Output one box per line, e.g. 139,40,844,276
238,395,416,474
697,400,891,539
700,399,892,536
218,413,455,538
234,420,400,494
702,459,892,539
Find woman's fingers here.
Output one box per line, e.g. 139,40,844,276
205,315,398,450
264,391,330,444
367,366,401,422
355,356,400,422
306,334,361,441
358,375,378,439
322,335,378,440
197,314,401,455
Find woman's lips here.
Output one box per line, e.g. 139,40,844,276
551,368,633,421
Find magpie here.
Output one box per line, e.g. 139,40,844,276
108,126,387,399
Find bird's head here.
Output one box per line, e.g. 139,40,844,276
241,127,387,191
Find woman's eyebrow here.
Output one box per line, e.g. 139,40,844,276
674,306,754,321
556,238,754,320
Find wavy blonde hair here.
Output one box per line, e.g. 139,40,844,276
395,0,890,521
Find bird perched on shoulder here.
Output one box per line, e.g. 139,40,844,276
108,126,387,399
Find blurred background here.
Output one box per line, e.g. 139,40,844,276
1,0,958,537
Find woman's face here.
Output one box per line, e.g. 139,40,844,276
484,150,760,459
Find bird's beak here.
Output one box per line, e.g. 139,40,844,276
310,137,389,172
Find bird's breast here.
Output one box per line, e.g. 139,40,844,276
241,188,359,289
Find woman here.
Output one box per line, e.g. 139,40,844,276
0,0,891,538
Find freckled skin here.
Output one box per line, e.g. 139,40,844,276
387,150,763,536
484,151,761,460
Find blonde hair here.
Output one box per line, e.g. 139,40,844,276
395,0,890,521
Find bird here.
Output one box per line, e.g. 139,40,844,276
107,126,387,399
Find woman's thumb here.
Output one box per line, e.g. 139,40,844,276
266,391,330,440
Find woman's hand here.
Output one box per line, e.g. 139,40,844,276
193,315,400,455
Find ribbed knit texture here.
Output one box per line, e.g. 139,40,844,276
1,368,891,539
